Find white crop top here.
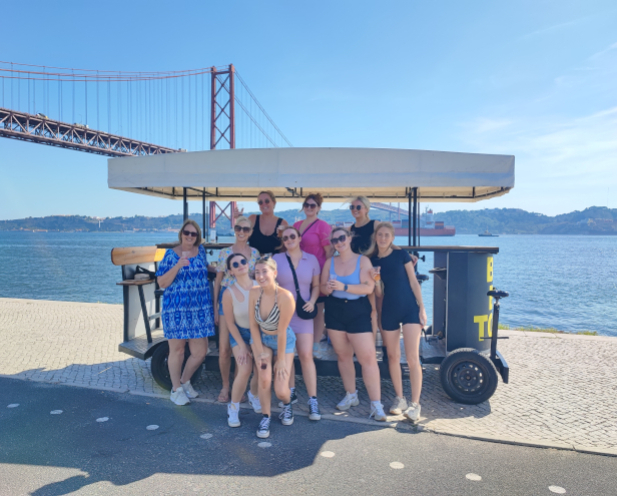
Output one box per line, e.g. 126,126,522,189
230,283,252,329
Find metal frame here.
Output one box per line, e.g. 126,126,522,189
0,107,178,157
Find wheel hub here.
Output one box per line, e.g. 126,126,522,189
452,362,484,393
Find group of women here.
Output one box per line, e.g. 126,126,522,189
155,191,427,439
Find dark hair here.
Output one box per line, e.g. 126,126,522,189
258,190,276,205
178,219,202,246
277,226,302,253
305,192,323,207
226,252,248,271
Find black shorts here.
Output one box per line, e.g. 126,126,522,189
381,300,420,331
325,296,373,334
316,296,327,304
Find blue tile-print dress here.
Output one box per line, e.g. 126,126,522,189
156,245,215,340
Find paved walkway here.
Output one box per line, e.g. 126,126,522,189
1,298,616,456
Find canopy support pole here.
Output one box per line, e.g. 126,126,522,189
183,188,188,221
202,191,207,240
412,187,418,247
407,191,412,246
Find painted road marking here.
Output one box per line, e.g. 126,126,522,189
320,451,335,458
466,473,482,481
146,425,159,430
549,486,566,494
96,417,109,422
257,442,272,448
50,410,63,415
200,433,213,439
390,462,405,469
7,404,19,408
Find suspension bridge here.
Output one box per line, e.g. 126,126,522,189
0,61,292,232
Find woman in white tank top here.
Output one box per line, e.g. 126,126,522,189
222,253,260,428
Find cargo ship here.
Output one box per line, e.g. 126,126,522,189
392,207,455,237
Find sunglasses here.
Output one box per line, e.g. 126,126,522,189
258,199,271,205
182,229,198,237
231,259,248,269
234,225,251,233
282,233,297,242
303,202,318,209
349,205,363,211
331,234,348,245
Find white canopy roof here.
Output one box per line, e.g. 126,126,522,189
108,147,515,202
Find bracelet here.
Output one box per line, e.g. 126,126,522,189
344,284,348,291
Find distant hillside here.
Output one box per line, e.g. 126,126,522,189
1,207,615,235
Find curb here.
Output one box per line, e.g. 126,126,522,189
2,374,615,457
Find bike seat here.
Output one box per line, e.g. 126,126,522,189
487,289,509,299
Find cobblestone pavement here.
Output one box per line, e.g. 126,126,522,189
2,298,616,455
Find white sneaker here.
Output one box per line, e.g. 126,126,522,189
389,396,408,415
308,397,322,421
336,391,359,411
227,403,241,428
248,391,262,414
170,387,190,406
404,402,421,422
369,402,387,422
313,343,323,360
181,381,199,399
256,416,271,438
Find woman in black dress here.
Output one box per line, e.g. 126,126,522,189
349,196,375,254
367,222,427,422
245,191,289,255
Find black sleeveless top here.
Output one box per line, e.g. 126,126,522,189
350,219,375,254
249,215,284,255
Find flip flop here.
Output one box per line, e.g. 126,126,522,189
217,387,230,403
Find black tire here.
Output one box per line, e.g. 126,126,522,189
439,348,499,404
150,341,204,391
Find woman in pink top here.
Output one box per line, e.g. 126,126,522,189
273,226,322,421
293,193,333,355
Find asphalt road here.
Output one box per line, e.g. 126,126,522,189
0,378,615,496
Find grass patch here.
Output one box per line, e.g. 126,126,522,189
500,324,598,336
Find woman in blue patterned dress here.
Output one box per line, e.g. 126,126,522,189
156,220,216,406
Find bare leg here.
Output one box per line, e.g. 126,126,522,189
382,328,404,398
230,345,254,404
250,364,259,396
217,319,231,402
274,353,295,403
180,338,207,383
328,329,357,394
402,324,423,404
313,302,326,344
252,345,273,416
288,362,296,389
348,332,381,402
167,339,187,391
296,333,317,397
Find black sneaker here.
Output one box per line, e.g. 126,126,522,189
256,415,271,438
278,403,294,426
308,397,321,421
278,388,298,408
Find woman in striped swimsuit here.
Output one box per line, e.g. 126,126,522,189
248,256,297,439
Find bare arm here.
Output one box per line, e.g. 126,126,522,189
248,289,265,362
213,271,224,324
223,290,251,365
157,254,188,289
320,258,333,295
302,273,320,313
404,261,427,326
274,289,295,380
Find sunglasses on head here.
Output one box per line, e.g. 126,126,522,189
349,205,363,211
231,258,248,269
331,234,348,245
258,198,271,205
234,225,251,233
282,233,297,242
303,202,318,209
182,229,198,237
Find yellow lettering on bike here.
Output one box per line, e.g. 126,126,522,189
474,314,489,341
488,284,493,311
488,312,493,339
487,257,493,283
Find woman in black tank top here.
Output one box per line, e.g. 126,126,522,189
245,191,288,255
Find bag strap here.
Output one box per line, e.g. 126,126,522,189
285,254,302,298
300,219,319,236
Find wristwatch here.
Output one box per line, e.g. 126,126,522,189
344,284,348,291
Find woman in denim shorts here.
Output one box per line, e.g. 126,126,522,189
248,256,297,439
222,253,261,428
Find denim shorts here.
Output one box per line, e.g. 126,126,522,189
218,286,227,315
252,327,296,354
229,325,251,348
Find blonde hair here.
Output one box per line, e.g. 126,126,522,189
258,190,276,205
178,219,202,246
255,255,278,272
235,215,252,228
364,221,400,258
350,196,371,211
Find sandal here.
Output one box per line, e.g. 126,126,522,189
217,387,230,403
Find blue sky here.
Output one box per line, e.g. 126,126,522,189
1,0,616,220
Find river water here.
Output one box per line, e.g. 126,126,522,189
1,231,615,336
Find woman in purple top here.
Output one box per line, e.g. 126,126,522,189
293,193,333,356
273,226,322,421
